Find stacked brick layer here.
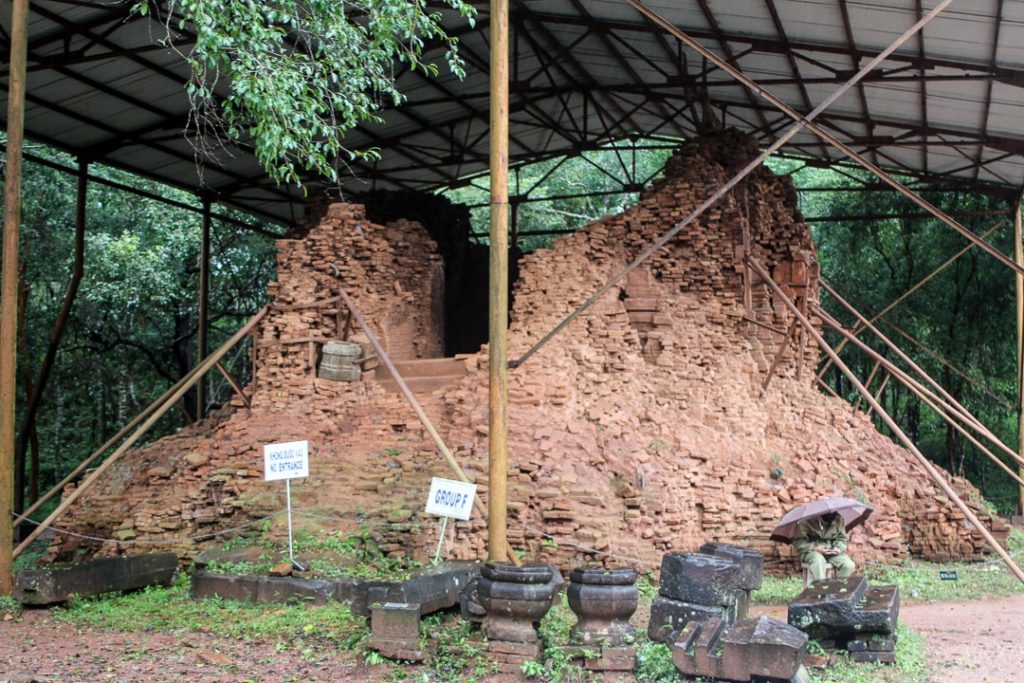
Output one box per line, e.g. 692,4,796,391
51,132,1006,571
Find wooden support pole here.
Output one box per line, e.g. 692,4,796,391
821,281,1024,469
749,256,1024,585
336,288,519,565
514,0,939,370
1,0,30,596
13,307,269,558
1016,191,1024,515
853,360,883,410
760,317,800,396
197,197,211,420
816,309,1024,488
631,0,1019,280
816,222,1005,384
215,362,251,410
489,0,510,564
14,361,206,528
866,373,892,418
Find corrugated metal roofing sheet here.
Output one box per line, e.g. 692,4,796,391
2,0,1022,225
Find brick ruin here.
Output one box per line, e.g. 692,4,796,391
50,131,1008,572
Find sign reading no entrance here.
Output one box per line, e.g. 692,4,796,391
263,440,310,481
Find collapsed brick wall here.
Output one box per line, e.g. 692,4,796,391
50,132,1007,572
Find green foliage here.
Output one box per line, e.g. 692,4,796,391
0,595,22,620
864,529,1024,602
751,574,804,605
809,624,929,683
445,143,674,252
524,593,598,683
421,613,496,682
207,528,423,580
141,0,475,186
769,157,1021,512
634,635,681,682
10,145,276,520
52,573,367,652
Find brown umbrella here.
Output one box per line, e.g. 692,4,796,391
770,497,873,543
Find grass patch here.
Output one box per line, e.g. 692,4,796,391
751,574,804,605
865,528,1024,603
51,573,368,652
809,624,929,683
207,527,423,580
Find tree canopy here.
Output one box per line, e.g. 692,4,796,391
141,0,475,186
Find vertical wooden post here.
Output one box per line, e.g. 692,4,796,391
1015,191,1024,515
488,0,510,564
196,197,211,420
1,0,30,596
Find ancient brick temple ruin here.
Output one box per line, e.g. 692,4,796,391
51,131,1007,571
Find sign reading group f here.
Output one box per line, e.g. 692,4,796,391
425,477,477,521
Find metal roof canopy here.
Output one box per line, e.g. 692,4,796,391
3,0,1024,226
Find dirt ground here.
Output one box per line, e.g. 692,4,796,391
2,596,1022,682
900,593,1024,683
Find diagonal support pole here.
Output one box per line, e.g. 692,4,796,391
628,0,1023,279
821,280,1024,470
748,256,1024,584
816,222,1006,384
336,288,520,566
511,0,946,369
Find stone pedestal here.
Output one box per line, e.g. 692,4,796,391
566,566,638,671
478,563,557,643
368,601,424,661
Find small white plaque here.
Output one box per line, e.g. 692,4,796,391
425,477,477,521
263,440,310,481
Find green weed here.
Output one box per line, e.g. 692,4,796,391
51,573,367,653
0,594,22,620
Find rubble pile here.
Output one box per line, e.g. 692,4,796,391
50,131,1007,571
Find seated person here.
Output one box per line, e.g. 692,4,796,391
792,512,855,582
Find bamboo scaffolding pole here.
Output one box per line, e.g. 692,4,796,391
760,317,800,395
14,307,269,558
336,288,519,566
629,0,1021,280
821,281,1024,470
0,0,30,596
512,0,939,369
815,303,1024,471
816,222,1006,384
216,362,251,410
489,0,511,563
1016,191,1024,514
874,313,1014,411
197,198,211,420
867,373,892,418
853,360,883,410
747,256,1024,585
14,362,206,529
816,308,1024,489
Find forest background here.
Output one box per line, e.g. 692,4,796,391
2,138,1018,529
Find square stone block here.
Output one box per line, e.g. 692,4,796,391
659,552,743,606
648,595,734,644
699,543,764,591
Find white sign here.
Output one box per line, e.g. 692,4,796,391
425,477,477,521
263,440,310,481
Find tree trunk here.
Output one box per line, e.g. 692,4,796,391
15,166,87,510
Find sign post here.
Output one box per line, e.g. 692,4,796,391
263,440,310,567
425,477,477,563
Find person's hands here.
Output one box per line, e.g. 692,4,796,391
814,546,827,554
823,548,839,556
